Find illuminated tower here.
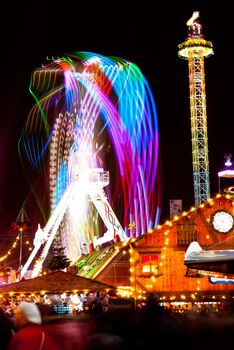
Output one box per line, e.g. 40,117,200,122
178,12,214,206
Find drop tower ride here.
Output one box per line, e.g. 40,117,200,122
178,12,214,206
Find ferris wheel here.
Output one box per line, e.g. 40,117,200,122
19,52,161,278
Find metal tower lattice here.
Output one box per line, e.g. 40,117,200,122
178,11,214,206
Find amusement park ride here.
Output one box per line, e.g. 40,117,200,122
16,51,160,281
178,11,214,206
20,164,127,280
179,13,234,280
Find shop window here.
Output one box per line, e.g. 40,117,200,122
141,254,159,275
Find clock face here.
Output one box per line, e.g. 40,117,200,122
211,211,234,233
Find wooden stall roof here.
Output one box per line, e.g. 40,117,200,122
0,270,116,294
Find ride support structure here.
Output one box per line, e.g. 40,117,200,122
20,168,127,280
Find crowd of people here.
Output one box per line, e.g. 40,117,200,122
1,292,234,349
0,289,110,317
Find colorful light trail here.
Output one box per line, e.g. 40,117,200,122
18,52,161,263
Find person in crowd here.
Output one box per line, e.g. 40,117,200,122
102,292,109,312
0,307,15,350
89,290,104,313
7,302,60,350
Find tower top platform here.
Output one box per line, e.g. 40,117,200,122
178,39,214,59
178,11,214,59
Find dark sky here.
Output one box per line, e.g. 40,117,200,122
0,1,233,245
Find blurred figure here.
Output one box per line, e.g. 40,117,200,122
143,292,166,315
43,318,91,350
89,291,104,314
7,302,60,350
102,292,109,312
0,307,15,350
85,332,125,350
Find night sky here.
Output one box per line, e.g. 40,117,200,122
0,1,233,254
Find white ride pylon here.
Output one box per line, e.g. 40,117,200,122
20,167,127,280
